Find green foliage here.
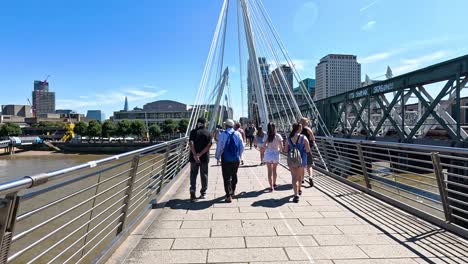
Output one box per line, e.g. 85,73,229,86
74,121,88,136
161,119,177,135
130,120,146,139
148,124,161,142
32,121,67,128
0,123,22,137
101,120,117,138
178,119,189,133
87,120,102,140
117,120,131,138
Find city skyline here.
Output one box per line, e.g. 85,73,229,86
1,0,468,119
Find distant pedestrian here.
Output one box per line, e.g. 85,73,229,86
234,122,246,165
215,119,244,203
300,117,316,186
285,122,311,203
188,117,213,201
245,123,256,149
254,126,265,165
263,123,283,192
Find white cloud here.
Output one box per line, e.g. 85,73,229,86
291,59,306,71
393,50,450,75
361,21,376,31
360,0,379,12
360,52,391,64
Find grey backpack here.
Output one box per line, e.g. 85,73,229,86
287,136,302,167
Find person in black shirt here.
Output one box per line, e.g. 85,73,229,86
245,123,256,149
189,117,212,201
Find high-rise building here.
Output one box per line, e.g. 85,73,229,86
32,80,55,115
270,65,293,92
247,58,270,123
315,54,361,100
87,110,105,122
124,96,129,111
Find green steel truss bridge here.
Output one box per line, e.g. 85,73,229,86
314,55,468,147
1,1,468,263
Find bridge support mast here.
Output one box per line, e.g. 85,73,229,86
240,0,270,127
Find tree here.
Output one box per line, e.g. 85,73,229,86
101,120,116,141
117,120,131,141
74,121,88,142
87,120,102,143
161,119,178,135
178,119,189,134
130,120,146,140
0,123,22,137
148,124,161,143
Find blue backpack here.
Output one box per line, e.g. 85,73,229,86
223,131,240,162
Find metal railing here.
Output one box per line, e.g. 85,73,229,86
0,137,189,264
309,136,468,238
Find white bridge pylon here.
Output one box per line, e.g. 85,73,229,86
187,0,332,171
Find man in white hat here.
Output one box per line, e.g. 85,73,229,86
215,119,244,202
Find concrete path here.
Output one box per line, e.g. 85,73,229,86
113,148,468,263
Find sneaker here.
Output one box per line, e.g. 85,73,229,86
298,190,302,196
199,194,206,199
241,160,244,165
226,196,232,203
293,195,299,203
269,187,274,192
190,192,196,202
273,184,278,189
307,177,314,187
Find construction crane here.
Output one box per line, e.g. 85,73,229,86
42,75,51,88
27,98,36,117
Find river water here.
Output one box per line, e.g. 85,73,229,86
0,151,109,183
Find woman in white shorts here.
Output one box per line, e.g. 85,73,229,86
263,122,283,191
254,126,265,165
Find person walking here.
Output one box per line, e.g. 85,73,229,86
245,123,256,149
300,117,316,186
263,123,283,192
285,122,311,203
188,117,213,201
234,122,246,165
254,126,265,165
215,119,244,203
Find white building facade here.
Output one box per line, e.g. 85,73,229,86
315,54,361,100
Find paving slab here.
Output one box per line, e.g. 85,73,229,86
172,237,245,249
246,236,318,247
285,245,369,260
207,248,289,262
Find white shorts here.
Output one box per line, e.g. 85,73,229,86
264,149,280,163
257,143,264,148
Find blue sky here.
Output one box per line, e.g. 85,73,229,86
1,0,467,119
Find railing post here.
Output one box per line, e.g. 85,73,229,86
174,142,184,176
318,139,331,170
356,143,371,189
431,152,452,222
0,193,19,264
118,155,140,233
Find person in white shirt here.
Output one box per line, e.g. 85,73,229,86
262,122,283,192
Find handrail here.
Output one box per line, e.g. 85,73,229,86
316,136,468,155
0,137,187,196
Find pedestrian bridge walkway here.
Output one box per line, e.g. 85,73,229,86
108,148,468,264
